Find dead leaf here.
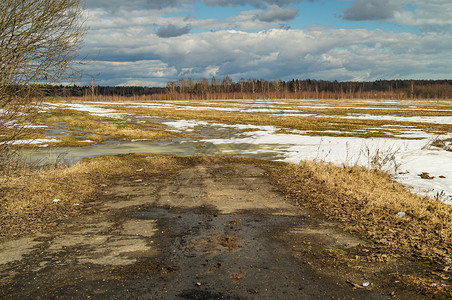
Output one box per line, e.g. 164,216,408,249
231,273,244,280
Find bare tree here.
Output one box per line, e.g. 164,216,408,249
177,77,186,94
222,75,232,93
0,0,86,171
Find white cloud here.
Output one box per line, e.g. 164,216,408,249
87,0,305,10
395,1,452,31
80,60,178,86
343,0,452,32
87,0,195,10
224,8,294,30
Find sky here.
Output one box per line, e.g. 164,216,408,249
78,0,452,87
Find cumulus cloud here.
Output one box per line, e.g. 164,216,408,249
79,60,178,86
343,0,402,21
257,4,298,22
223,6,296,30
156,24,191,37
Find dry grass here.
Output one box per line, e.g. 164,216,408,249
271,161,452,266
0,154,187,239
21,98,450,143
37,108,178,145
401,274,452,297
107,104,452,138
96,97,452,114
431,137,452,152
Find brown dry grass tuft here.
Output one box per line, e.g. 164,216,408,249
431,137,452,152
401,274,451,297
271,161,452,266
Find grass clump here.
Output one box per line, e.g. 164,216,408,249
430,136,452,152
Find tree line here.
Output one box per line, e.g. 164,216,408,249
165,77,452,100
42,85,166,97
44,78,452,100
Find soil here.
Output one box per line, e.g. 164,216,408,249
0,159,443,299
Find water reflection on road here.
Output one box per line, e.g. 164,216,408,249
23,138,286,166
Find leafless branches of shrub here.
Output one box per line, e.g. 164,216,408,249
427,136,452,152
0,0,86,172
361,143,402,175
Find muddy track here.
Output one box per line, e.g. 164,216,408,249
0,160,428,299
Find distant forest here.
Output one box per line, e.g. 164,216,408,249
45,78,452,100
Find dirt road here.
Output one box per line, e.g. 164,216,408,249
0,159,427,299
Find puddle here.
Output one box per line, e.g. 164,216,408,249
23,120,287,165
23,139,287,166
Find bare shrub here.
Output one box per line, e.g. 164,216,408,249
360,143,402,175
0,0,86,172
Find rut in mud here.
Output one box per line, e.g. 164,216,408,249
0,159,428,299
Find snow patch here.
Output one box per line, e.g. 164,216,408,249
44,103,127,119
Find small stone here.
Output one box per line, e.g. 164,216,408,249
395,211,406,218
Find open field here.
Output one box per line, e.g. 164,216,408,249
14,97,452,204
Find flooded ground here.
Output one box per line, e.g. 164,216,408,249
20,98,452,204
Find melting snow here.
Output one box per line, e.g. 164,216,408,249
163,120,209,132
7,138,60,145
44,103,128,119
33,100,452,204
